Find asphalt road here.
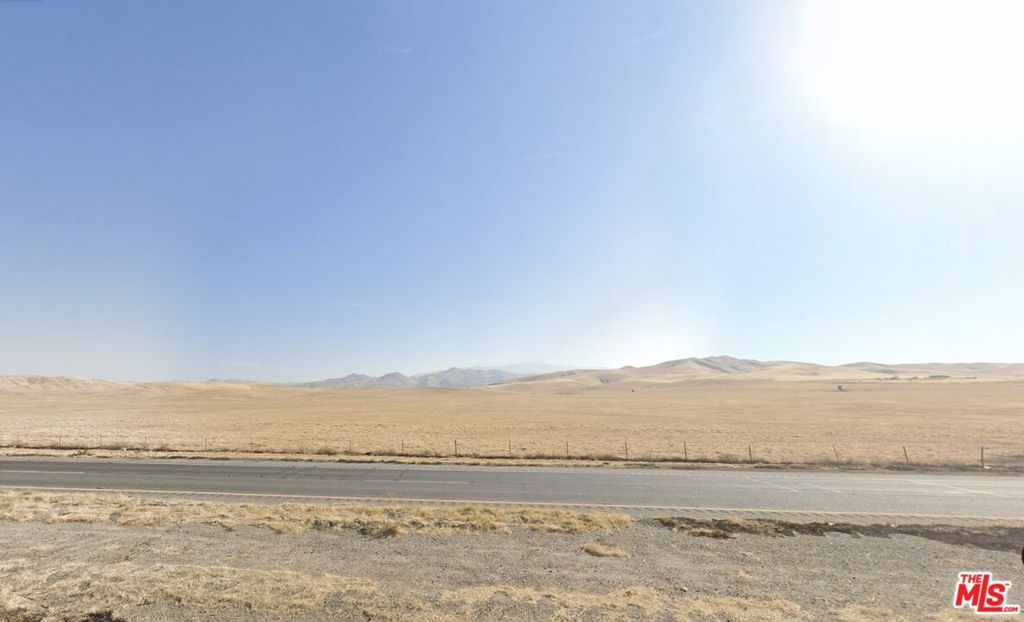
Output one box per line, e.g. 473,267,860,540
1,457,1021,523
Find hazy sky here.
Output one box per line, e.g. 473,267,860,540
2,1,1023,381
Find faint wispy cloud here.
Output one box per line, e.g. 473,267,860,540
524,151,562,161
379,45,413,54
628,30,664,47
328,301,366,308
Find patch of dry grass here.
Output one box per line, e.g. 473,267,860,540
1,560,796,622
0,490,631,537
0,547,978,622
441,585,669,619
832,604,977,621
581,540,629,558
655,517,1024,552
0,559,378,620
0,564,817,622
0,563,817,622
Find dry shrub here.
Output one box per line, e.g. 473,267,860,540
581,540,629,558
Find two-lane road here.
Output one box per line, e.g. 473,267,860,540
1,457,1021,523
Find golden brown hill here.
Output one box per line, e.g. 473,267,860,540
495,356,1024,390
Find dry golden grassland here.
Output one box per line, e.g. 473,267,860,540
1,378,1022,467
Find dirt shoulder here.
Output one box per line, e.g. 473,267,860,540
1,490,1018,621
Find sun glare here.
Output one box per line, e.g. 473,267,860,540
791,0,1024,137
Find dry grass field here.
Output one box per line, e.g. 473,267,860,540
2,358,1022,468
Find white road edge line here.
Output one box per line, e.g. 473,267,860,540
364,479,469,485
0,484,1019,523
0,470,86,475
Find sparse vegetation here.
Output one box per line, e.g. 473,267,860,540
0,489,1009,621
0,563,821,622
655,517,1024,552
0,490,632,536
0,558,980,622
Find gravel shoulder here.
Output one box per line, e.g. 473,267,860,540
2,497,1017,621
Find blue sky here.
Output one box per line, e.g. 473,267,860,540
2,1,1022,381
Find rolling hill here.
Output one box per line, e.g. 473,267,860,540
495,356,1024,389
4,357,1022,395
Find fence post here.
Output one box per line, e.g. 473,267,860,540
833,445,840,462
683,441,688,461
508,440,512,458
401,439,405,454
565,441,569,459
902,446,909,464
980,446,986,468
624,442,629,460
454,439,459,457
748,444,753,462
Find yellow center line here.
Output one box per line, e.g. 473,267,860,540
0,484,1018,523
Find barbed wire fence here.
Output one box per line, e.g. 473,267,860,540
0,432,1020,469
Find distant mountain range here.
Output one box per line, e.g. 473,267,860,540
464,363,586,375
296,363,585,389
297,367,524,389
4,357,1022,393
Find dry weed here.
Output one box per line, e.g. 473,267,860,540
655,517,1024,552
0,559,378,618
832,604,978,621
581,541,629,558
0,558,974,622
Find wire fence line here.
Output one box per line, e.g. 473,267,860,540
0,433,1020,468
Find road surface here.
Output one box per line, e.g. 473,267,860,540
1,457,1021,523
